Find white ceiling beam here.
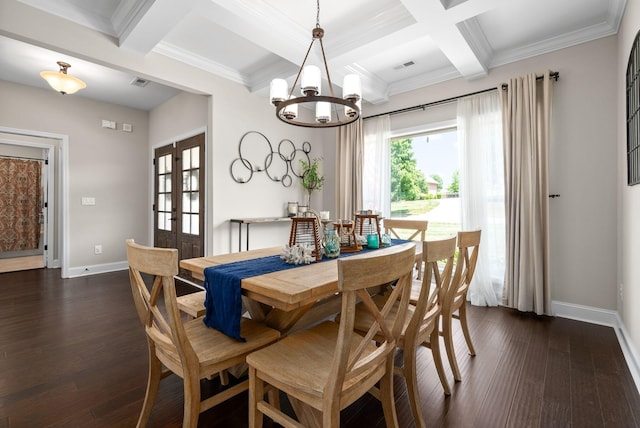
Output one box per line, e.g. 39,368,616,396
118,0,198,53
201,0,309,67
400,0,497,79
445,0,503,23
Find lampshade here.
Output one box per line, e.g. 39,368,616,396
270,78,288,105
301,65,321,96
40,61,86,95
316,101,331,124
342,74,362,101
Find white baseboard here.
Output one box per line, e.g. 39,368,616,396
67,261,128,278
552,300,640,394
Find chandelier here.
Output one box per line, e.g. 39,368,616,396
40,61,87,95
270,0,362,128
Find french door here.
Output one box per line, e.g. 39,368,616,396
154,133,205,269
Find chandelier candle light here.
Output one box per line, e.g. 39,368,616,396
40,61,87,95
270,0,362,128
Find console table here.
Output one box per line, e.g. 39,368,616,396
230,217,291,251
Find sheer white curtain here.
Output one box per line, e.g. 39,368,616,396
363,115,391,217
457,91,504,306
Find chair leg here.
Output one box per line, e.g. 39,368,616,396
442,311,462,382
458,303,476,356
219,370,229,385
182,371,201,428
428,328,451,395
403,345,426,428
136,349,163,428
248,366,263,428
380,356,400,428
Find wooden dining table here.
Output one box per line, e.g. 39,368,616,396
179,242,419,335
180,241,418,427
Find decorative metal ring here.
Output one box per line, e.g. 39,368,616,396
230,132,313,187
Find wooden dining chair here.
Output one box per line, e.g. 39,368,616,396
383,218,428,280
441,229,481,382
352,236,458,428
246,243,416,428
126,239,280,428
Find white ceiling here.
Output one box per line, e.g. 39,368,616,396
0,0,626,111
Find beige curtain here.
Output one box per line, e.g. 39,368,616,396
500,72,553,315
335,119,364,220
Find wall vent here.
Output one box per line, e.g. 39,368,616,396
130,77,150,87
393,60,416,70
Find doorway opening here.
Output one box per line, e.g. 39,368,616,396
0,129,63,274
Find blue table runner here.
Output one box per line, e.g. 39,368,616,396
203,239,411,341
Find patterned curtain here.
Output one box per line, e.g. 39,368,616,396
0,158,43,252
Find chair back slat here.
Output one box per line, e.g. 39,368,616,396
329,243,416,396
126,239,197,374
450,230,481,303
407,237,457,346
383,219,428,242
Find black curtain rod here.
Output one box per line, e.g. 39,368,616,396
363,71,559,120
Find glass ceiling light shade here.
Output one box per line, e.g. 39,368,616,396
269,0,361,128
40,61,86,95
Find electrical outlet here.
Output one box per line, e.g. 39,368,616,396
94,244,102,255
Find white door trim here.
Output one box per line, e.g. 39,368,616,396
0,126,69,277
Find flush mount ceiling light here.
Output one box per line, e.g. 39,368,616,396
270,0,361,128
40,61,87,95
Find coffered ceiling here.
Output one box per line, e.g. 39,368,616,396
0,0,626,110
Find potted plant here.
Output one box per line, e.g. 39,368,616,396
300,157,325,209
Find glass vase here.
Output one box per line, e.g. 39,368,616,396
324,229,340,259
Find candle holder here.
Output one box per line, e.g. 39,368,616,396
354,213,382,246
288,215,322,261
333,219,361,253
287,201,299,217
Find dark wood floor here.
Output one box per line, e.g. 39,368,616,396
1,268,639,428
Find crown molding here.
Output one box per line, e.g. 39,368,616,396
111,0,155,40
153,41,248,86
490,20,619,69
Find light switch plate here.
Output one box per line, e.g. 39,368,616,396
81,197,96,206
101,120,116,129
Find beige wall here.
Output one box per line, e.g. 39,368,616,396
366,36,619,312
148,91,209,145
618,0,640,376
0,80,150,274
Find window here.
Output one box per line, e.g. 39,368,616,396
626,30,640,185
389,126,461,239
